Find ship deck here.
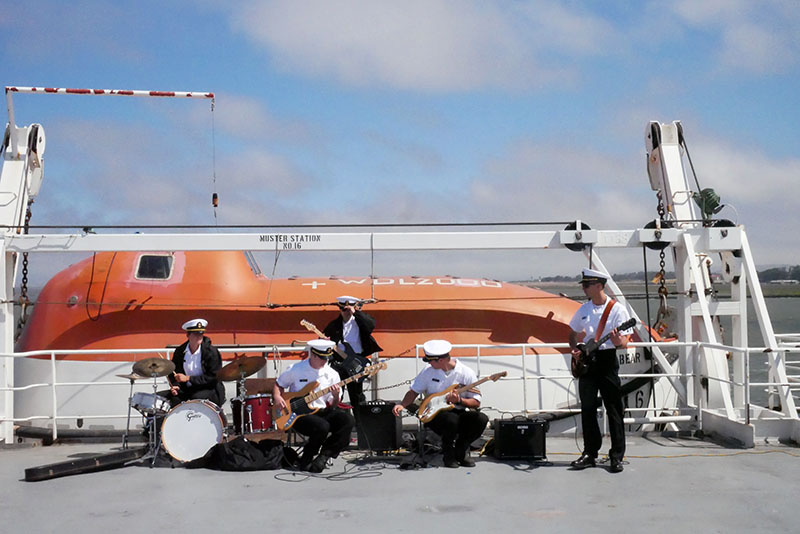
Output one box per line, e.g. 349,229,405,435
3,432,800,532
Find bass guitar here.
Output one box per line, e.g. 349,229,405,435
273,361,386,430
301,319,369,376
417,371,506,423
571,318,636,378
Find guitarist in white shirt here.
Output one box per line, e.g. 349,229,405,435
568,268,632,473
392,340,489,468
272,339,355,473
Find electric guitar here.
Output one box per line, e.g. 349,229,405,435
300,319,369,376
273,361,386,430
571,318,636,378
416,371,506,423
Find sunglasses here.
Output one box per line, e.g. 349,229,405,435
338,302,357,308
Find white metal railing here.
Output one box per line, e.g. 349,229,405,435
2,338,798,443
0,345,303,442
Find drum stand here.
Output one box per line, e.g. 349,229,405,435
122,376,137,450
233,373,249,437
139,375,165,467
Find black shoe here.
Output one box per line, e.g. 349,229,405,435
609,458,624,473
442,455,460,468
307,454,330,473
570,454,596,469
458,455,476,468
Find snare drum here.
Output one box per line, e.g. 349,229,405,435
161,400,226,462
131,392,170,415
232,394,274,434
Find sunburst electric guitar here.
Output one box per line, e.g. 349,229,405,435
273,361,386,430
416,371,506,423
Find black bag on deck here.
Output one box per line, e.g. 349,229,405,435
185,437,295,471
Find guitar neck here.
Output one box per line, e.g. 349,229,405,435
303,363,383,403
453,373,502,396
587,318,636,350
305,375,357,403
301,320,325,338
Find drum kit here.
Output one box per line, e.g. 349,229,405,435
218,356,273,436
120,355,272,465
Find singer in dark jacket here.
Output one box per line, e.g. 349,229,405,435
323,296,382,408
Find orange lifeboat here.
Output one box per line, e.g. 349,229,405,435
17,250,580,359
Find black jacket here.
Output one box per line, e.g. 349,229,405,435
323,310,383,355
170,336,225,399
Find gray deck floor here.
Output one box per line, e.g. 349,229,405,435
3,433,800,533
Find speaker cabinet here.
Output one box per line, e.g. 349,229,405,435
356,401,402,452
493,418,548,460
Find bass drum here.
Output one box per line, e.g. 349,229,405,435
161,400,226,462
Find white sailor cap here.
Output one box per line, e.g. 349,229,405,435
580,268,607,284
307,339,336,359
422,339,452,362
182,318,208,333
337,295,361,307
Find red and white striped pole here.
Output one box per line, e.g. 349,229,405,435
5,86,214,98
4,86,214,155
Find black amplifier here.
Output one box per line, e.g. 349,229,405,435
493,417,548,460
356,400,402,452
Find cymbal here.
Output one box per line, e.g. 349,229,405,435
116,372,145,381
132,358,176,378
217,357,266,381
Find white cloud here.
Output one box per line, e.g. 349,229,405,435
229,0,614,91
684,136,800,206
670,0,800,74
187,92,314,143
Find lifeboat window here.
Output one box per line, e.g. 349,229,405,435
136,255,173,280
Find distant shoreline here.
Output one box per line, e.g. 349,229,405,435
517,280,800,298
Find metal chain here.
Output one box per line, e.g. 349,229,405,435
656,192,668,299
654,192,671,336
15,199,34,341
370,379,413,392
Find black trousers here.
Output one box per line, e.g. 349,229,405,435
578,348,625,461
332,353,368,412
425,409,489,458
293,406,355,461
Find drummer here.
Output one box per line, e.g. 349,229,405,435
272,339,355,473
166,319,226,408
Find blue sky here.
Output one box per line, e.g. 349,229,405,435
2,0,799,283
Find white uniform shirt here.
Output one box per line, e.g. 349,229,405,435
183,344,203,377
341,316,363,354
276,358,341,409
411,359,482,403
569,296,632,350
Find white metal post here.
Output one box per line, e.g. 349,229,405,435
731,262,748,407
0,245,15,443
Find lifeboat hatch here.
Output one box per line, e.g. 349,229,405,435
135,254,174,280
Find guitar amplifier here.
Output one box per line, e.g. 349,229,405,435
493,417,548,460
356,401,402,452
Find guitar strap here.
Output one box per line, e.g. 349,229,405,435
594,298,617,343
